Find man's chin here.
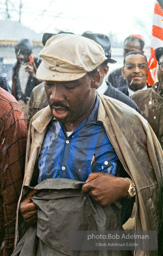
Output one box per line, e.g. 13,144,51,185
129,83,146,92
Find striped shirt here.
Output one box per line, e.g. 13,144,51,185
38,96,119,183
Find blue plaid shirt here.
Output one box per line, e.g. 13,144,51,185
38,96,119,183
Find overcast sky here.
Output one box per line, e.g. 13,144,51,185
0,0,156,46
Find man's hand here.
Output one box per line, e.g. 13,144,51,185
24,62,35,78
20,190,38,224
82,172,130,206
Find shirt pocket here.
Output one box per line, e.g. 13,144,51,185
91,160,117,175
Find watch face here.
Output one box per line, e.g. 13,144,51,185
129,186,136,197
125,178,136,198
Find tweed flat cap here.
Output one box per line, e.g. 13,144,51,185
36,33,106,81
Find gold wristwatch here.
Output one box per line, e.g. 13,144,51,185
125,178,136,198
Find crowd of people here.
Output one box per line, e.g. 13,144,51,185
0,30,162,256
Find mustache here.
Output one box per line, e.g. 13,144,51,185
130,75,143,81
131,74,143,78
50,102,69,109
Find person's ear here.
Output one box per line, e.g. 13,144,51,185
121,68,125,78
103,66,109,76
91,69,101,89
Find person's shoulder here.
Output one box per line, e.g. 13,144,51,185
118,85,128,91
29,82,47,108
99,95,145,129
131,88,153,100
105,83,140,112
31,82,44,94
118,86,129,95
99,94,152,139
99,93,138,114
0,88,24,118
0,87,17,103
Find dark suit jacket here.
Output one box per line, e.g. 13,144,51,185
104,82,140,113
107,67,126,88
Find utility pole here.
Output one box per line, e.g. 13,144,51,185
19,0,22,23
5,0,10,19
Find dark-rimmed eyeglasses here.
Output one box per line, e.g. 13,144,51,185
158,61,163,72
124,63,148,70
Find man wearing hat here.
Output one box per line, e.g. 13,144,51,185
82,31,140,112
27,32,74,126
12,38,41,120
27,32,140,126
13,34,162,256
131,47,163,148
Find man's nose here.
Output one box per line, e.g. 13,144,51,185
134,65,141,72
50,85,65,101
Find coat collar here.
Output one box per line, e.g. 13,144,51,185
32,105,53,134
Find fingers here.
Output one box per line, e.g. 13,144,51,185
20,201,37,224
24,63,34,74
82,172,124,206
24,62,32,67
25,65,33,73
82,172,104,192
82,183,92,193
21,208,37,224
82,172,100,192
27,189,38,197
86,172,101,182
23,189,38,202
20,190,38,224
20,200,37,212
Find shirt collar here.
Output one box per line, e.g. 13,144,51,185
128,85,148,97
84,94,99,124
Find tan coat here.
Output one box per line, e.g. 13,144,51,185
131,84,163,148
15,94,163,256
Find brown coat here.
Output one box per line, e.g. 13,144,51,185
15,94,163,256
131,84,163,148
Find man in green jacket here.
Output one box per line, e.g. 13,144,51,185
14,34,162,256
